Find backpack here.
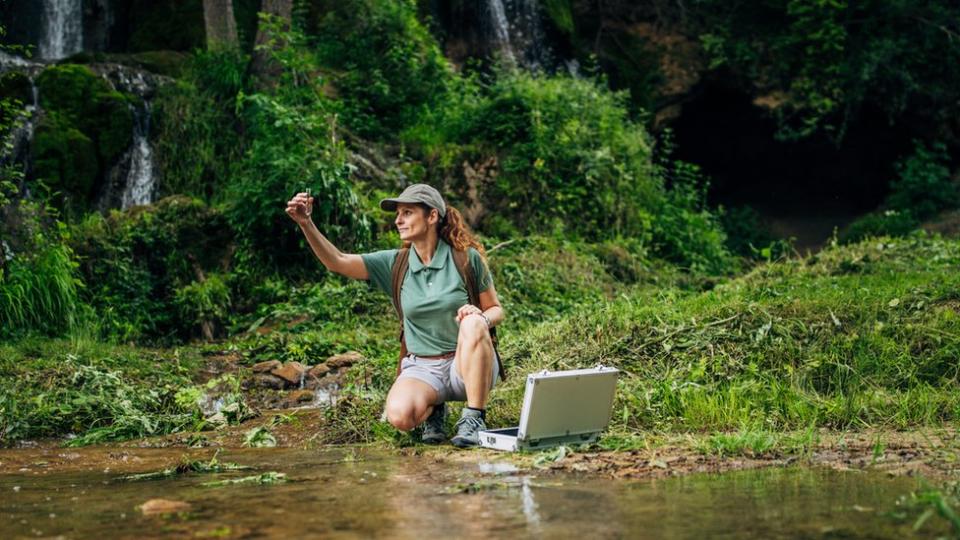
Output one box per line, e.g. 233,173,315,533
390,247,506,380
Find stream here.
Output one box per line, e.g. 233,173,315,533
0,445,944,539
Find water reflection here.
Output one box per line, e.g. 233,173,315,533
0,447,944,539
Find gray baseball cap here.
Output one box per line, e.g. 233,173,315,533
379,184,447,218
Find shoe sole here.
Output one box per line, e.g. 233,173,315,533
421,435,445,445
450,437,478,448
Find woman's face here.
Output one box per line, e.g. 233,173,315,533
395,203,437,242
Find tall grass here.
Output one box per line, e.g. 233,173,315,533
0,243,82,338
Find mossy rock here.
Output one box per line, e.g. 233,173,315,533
127,51,191,78
31,112,99,207
0,71,33,104
35,64,134,165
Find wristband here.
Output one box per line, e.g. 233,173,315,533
480,313,491,328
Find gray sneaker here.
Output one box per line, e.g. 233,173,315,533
450,408,486,448
421,403,447,445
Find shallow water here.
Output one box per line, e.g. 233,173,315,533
0,446,945,539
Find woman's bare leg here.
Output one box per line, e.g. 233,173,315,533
453,316,495,409
384,378,439,432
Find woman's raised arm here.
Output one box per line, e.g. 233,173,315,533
285,192,369,280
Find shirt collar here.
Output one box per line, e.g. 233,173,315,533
409,239,450,273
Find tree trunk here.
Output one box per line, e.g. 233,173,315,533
203,0,239,50
250,0,294,89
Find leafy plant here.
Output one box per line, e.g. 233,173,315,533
226,20,371,273
886,140,957,221
310,0,452,138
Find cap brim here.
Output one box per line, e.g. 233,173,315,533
379,197,418,212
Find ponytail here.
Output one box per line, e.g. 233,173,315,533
440,206,486,258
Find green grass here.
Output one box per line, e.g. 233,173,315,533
3,233,959,448
487,233,960,437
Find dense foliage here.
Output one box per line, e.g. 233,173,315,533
1,2,958,455
691,0,960,142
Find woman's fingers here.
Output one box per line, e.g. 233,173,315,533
455,304,480,322
285,193,311,222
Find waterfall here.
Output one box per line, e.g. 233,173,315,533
487,0,517,66
39,0,83,60
0,71,41,178
120,102,155,209
484,0,554,71
95,65,162,210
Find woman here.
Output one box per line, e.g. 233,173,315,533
285,184,504,447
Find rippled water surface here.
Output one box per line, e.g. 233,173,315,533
0,446,943,538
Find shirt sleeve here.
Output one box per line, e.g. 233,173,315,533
360,249,398,296
468,248,493,293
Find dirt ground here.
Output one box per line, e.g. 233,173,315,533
3,407,958,483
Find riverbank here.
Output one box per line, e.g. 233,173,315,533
3,233,958,450
4,406,957,485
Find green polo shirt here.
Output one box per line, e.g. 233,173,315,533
361,240,493,356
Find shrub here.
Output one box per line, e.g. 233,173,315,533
69,196,233,343
0,189,83,339
174,273,231,339
35,64,133,165
311,0,452,138
409,73,658,238
226,22,371,275
841,209,919,244
153,49,247,201
886,140,957,221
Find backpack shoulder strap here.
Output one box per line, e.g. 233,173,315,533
390,248,410,319
391,248,411,377
452,249,479,308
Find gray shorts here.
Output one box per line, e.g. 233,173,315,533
398,352,500,403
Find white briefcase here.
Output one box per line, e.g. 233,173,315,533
478,365,619,452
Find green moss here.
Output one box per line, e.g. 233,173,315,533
87,89,135,165
36,64,134,166
129,50,191,77
31,112,99,206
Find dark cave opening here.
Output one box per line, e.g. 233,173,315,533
668,84,914,250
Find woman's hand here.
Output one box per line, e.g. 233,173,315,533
455,304,485,324
285,192,314,226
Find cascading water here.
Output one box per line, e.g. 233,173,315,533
99,66,162,210
39,0,83,60
487,0,517,66
485,0,554,71
120,102,155,209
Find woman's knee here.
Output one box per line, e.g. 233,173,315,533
458,316,492,348
385,400,418,431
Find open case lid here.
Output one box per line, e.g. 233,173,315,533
517,366,619,442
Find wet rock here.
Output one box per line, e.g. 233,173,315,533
283,389,315,407
246,373,286,390
326,351,364,369
252,360,281,373
307,364,331,379
138,498,191,515
271,362,307,385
